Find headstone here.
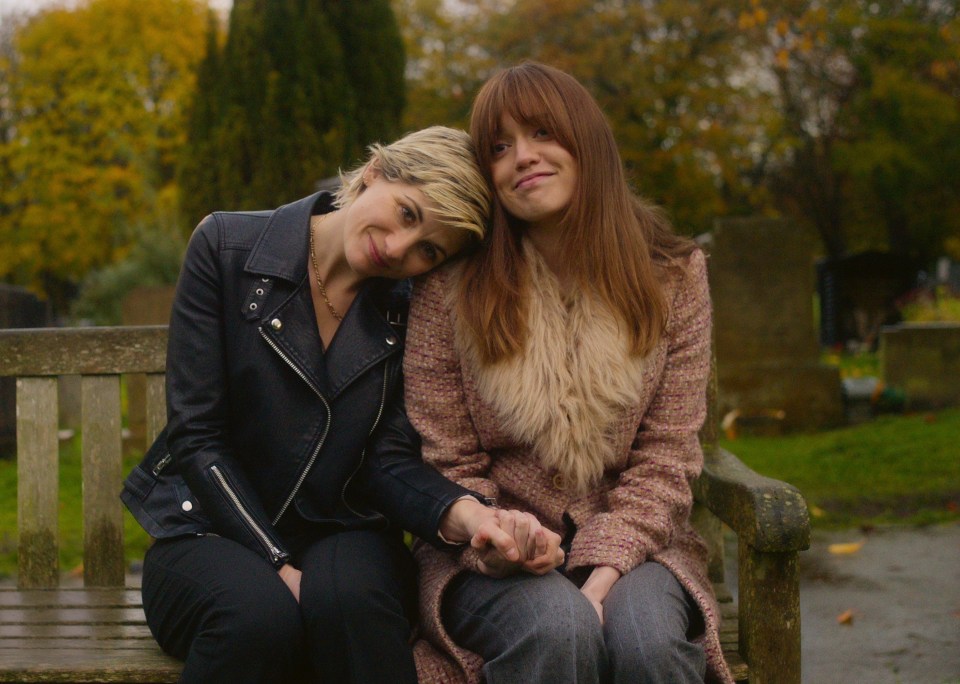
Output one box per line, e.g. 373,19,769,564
706,218,844,432
881,322,960,410
0,285,51,456
121,285,175,452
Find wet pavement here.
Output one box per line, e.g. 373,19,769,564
728,522,960,684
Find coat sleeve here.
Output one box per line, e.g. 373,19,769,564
566,250,712,575
403,268,498,569
359,392,483,548
165,215,291,568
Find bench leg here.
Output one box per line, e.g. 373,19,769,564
738,543,801,684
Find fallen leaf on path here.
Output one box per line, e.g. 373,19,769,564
837,609,854,625
828,541,865,555
810,505,826,518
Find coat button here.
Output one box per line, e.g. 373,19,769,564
270,318,283,331
552,473,567,490
385,335,397,346
181,500,193,512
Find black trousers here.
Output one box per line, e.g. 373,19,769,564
141,529,418,684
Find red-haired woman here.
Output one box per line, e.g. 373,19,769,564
405,64,735,684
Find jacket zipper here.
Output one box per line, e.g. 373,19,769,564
259,328,332,525
339,363,390,517
210,464,287,565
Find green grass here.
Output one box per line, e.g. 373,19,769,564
0,435,153,582
721,407,960,529
1,409,958,579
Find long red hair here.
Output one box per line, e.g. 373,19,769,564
459,62,696,363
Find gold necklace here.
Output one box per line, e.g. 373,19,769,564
309,215,344,322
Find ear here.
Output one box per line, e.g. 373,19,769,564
361,163,383,188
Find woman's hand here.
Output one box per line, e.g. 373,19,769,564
440,499,564,577
277,563,302,603
472,509,564,577
580,565,621,624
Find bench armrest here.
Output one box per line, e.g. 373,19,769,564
693,447,810,553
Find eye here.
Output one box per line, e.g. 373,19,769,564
400,204,416,224
492,141,509,157
533,127,551,139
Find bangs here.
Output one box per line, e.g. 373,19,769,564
471,65,577,166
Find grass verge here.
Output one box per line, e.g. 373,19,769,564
721,407,960,529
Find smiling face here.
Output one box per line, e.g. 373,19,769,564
490,114,578,233
341,167,471,280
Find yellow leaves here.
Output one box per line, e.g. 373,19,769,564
775,49,791,70
776,19,790,37
828,540,865,555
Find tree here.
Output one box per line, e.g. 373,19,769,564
0,0,208,309
396,0,772,235
746,0,960,262
178,0,406,224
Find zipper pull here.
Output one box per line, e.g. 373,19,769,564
152,453,172,477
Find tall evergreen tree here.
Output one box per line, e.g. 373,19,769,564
178,0,405,225
323,0,406,159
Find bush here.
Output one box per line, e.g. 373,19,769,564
71,221,185,325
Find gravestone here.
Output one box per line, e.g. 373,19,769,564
0,285,50,456
881,322,960,410
121,285,176,452
706,218,843,432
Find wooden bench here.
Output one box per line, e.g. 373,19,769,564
0,326,810,683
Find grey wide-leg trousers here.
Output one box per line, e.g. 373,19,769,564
441,561,707,684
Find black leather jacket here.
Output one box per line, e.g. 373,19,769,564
122,192,473,568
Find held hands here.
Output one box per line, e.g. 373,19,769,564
473,508,563,578
440,498,564,578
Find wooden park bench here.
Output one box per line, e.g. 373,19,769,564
0,326,809,683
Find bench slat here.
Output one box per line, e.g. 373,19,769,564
145,372,165,446
0,327,167,376
0,589,142,608
16,377,60,590
0,624,155,639
81,376,125,587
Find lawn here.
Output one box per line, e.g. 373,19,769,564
721,407,960,529
1,408,958,580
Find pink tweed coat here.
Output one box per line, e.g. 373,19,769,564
403,246,734,684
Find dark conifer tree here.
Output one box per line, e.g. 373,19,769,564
178,0,404,223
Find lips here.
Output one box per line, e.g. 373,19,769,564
368,236,389,269
515,172,552,190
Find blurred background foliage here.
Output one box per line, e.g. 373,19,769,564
0,0,958,321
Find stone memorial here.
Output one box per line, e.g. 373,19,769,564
705,217,843,432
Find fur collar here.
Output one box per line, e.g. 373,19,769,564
447,241,646,494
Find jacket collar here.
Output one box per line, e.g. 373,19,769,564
244,191,331,282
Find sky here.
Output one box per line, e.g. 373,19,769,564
0,0,232,20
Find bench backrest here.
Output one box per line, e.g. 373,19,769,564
0,326,168,589
1,325,727,589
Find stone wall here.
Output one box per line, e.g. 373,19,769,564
880,323,960,410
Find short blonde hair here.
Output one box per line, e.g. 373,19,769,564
335,126,490,239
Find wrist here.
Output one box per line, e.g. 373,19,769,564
438,497,495,544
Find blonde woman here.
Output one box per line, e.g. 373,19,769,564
122,127,553,684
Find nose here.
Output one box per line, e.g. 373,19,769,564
382,230,419,263
514,137,540,168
